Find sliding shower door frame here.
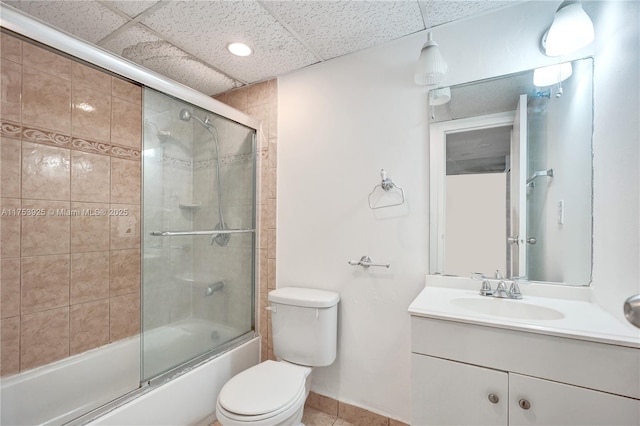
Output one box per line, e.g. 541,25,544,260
1,5,262,425
141,86,259,384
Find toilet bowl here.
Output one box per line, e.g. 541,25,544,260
215,360,311,426
215,287,340,426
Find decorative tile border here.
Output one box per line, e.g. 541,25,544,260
110,143,141,160
71,137,111,156
0,121,22,139
1,121,141,160
145,151,253,171
162,156,193,170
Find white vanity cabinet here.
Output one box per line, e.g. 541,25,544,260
412,353,508,425
411,316,640,426
412,353,639,425
508,373,640,425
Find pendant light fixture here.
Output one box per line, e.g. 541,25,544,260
415,32,448,86
542,2,594,56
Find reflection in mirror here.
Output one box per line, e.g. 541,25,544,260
429,58,593,286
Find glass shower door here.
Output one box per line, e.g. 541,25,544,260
142,88,256,381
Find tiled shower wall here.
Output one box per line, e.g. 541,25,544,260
215,80,277,362
0,32,142,376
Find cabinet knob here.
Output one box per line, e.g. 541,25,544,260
519,399,531,410
488,393,500,404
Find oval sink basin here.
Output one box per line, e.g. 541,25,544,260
451,298,565,321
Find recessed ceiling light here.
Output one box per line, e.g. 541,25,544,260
227,42,253,57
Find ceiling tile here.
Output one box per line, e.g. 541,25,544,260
120,38,237,95
420,0,515,27
266,1,425,60
139,0,318,83
101,0,160,18
4,0,127,44
99,24,161,56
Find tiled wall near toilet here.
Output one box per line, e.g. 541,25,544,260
214,80,277,362
0,32,142,376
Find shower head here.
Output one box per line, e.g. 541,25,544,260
179,108,214,128
179,108,192,122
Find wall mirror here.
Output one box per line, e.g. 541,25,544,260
429,57,593,286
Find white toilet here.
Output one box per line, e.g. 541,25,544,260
215,287,340,426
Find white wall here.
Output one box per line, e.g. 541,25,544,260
278,1,639,422
278,19,428,420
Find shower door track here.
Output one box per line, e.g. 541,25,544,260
64,331,258,426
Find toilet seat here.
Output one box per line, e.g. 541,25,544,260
217,360,311,423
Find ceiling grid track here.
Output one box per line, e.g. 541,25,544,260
95,0,167,45
417,0,430,30
257,0,325,63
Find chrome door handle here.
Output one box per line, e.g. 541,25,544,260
507,236,519,245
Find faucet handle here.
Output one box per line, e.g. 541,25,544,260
508,280,523,300
471,272,485,281
479,279,494,296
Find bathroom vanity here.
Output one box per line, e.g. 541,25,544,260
409,277,640,425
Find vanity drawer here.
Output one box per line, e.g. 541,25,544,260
411,316,640,399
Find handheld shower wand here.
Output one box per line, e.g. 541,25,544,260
180,108,229,247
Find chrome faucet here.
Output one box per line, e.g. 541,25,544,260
474,271,525,299
493,270,510,298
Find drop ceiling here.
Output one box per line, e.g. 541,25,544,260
2,0,519,96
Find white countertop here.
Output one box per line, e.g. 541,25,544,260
408,276,640,348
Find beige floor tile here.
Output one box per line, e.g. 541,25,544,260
333,419,357,426
302,407,337,426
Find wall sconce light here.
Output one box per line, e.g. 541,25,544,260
541,2,594,56
415,32,448,86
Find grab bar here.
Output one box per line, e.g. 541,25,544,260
151,229,255,237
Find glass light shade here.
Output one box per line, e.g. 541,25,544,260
227,42,253,57
429,87,451,106
533,62,573,87
415,33,448,86
544,2,594,56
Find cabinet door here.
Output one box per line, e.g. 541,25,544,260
510,373,640,425
412,354,508,426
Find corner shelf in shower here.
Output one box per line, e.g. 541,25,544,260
178,201,202,210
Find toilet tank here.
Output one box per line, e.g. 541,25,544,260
268,287,340,367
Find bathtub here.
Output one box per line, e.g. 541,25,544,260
1,319,259,426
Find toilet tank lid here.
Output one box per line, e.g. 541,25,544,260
269,287,340,308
